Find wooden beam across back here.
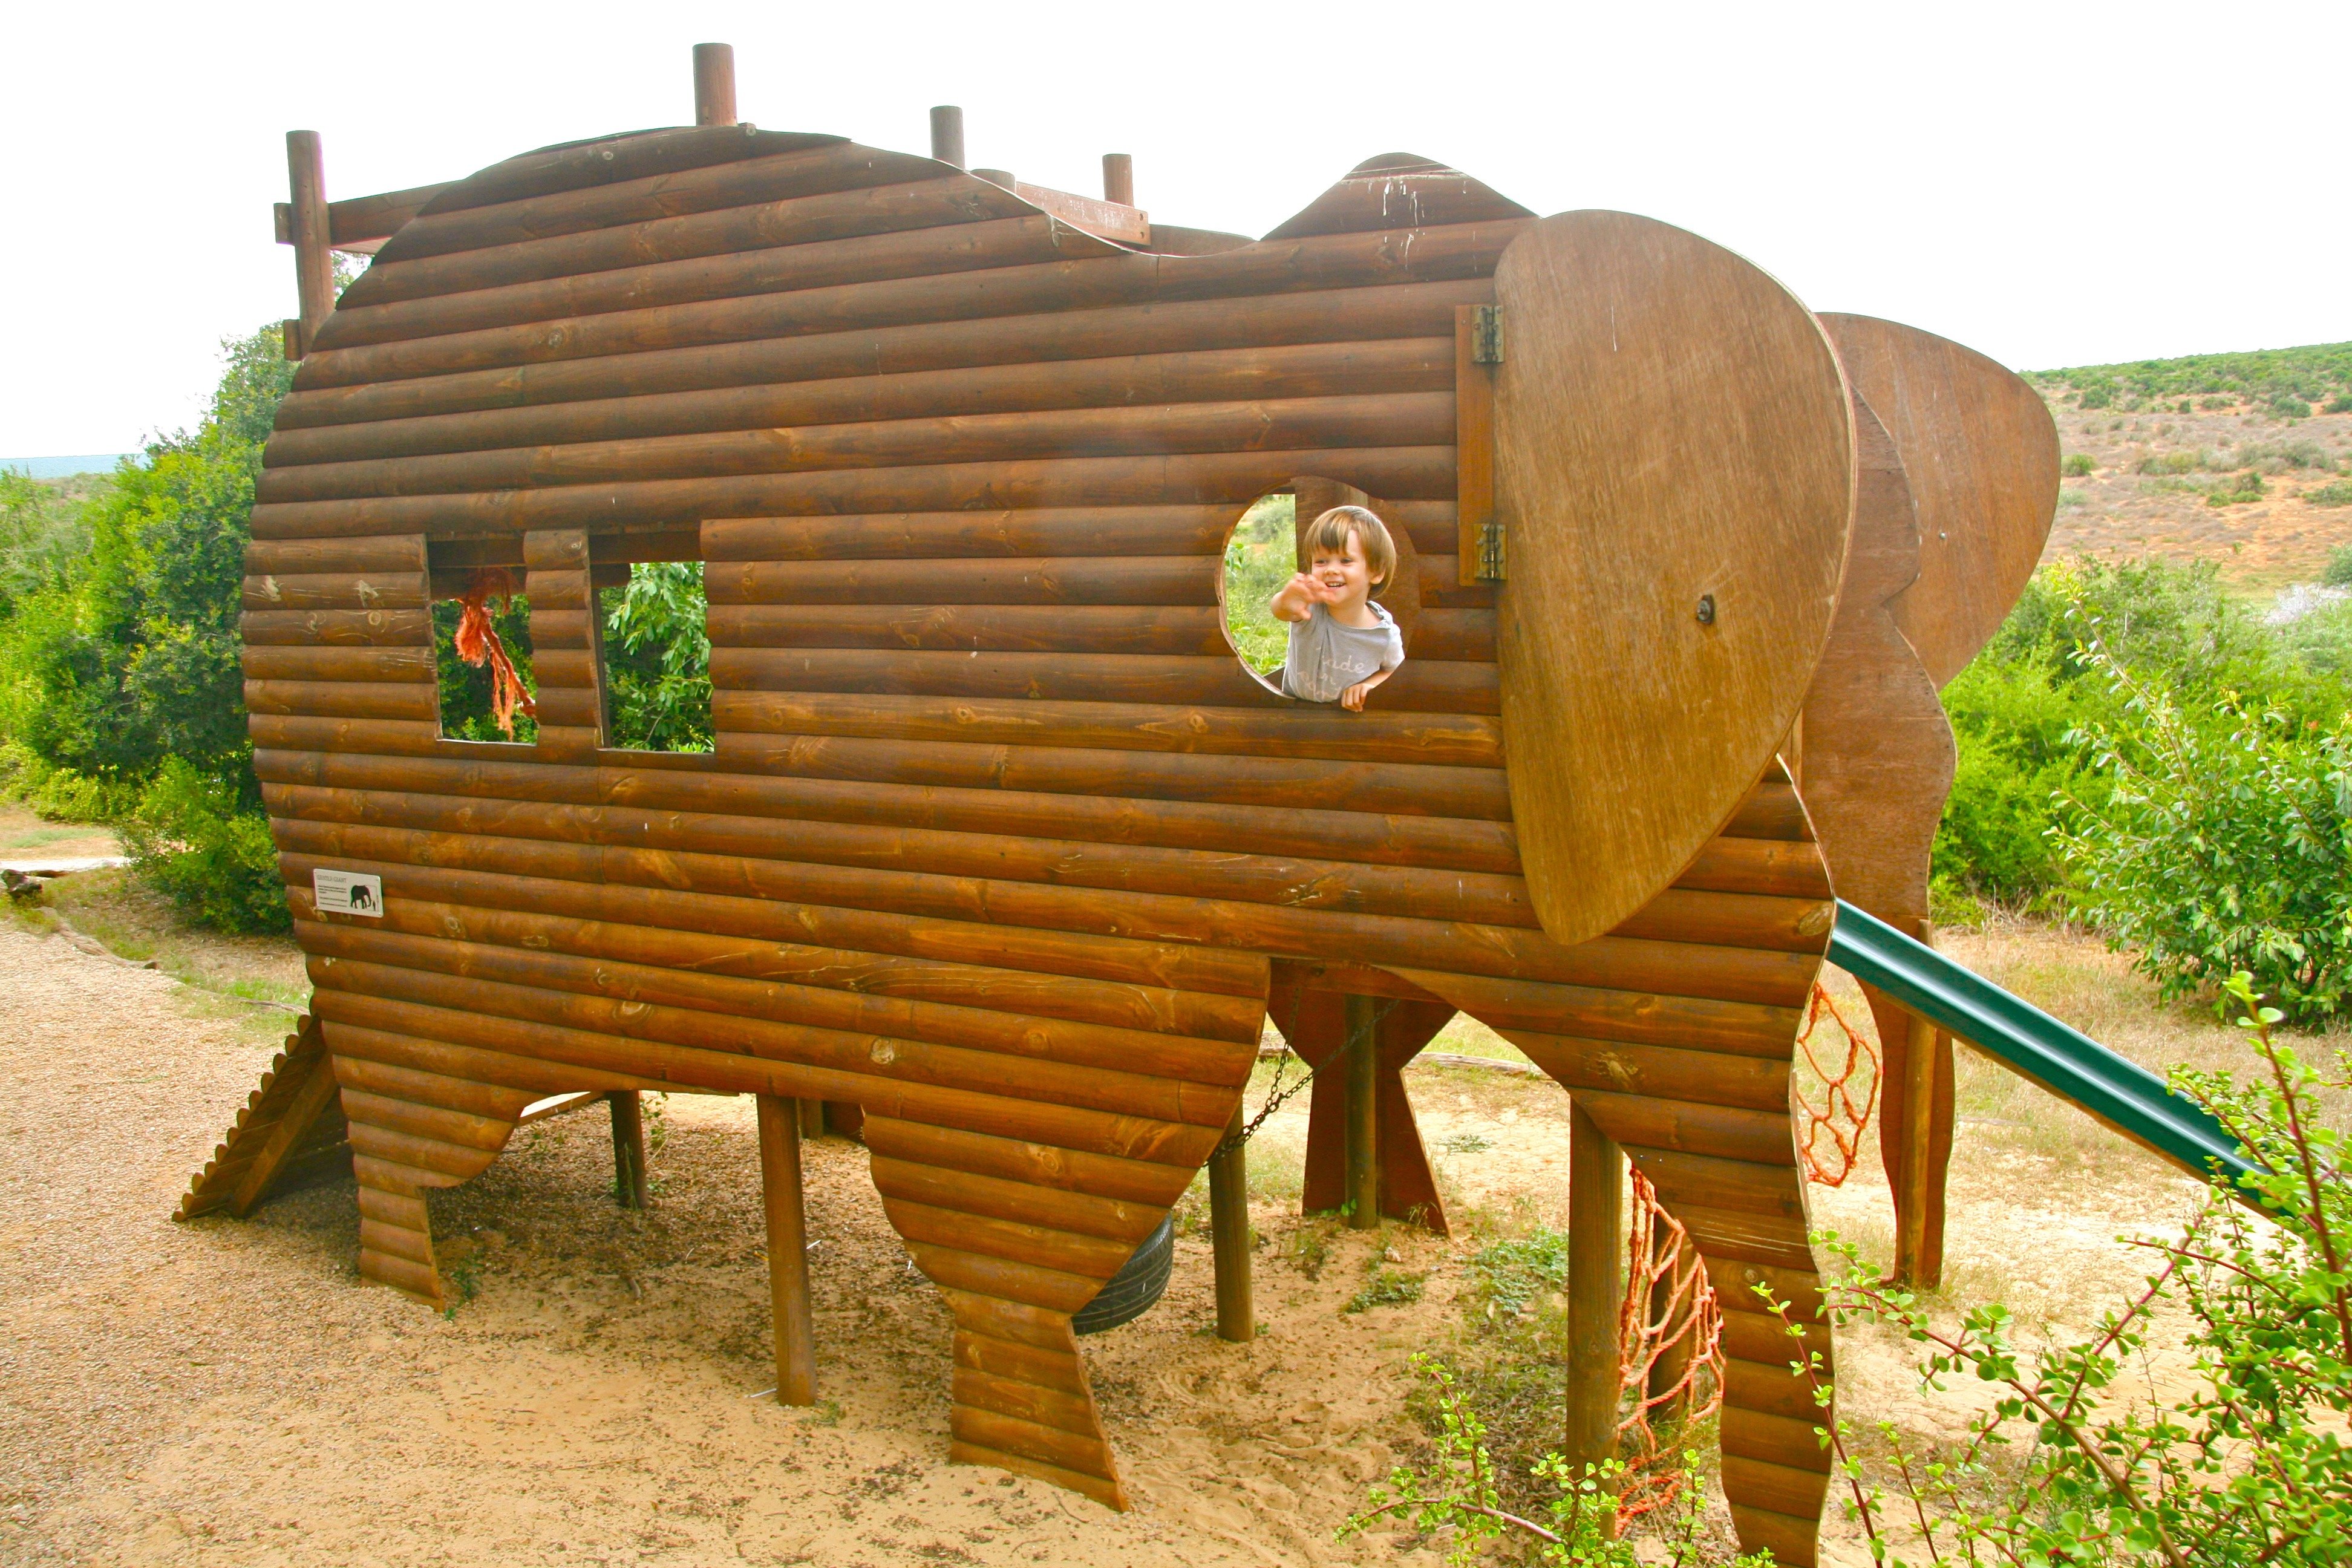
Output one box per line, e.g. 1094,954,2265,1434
1013,181,1150,246
275,181,456,253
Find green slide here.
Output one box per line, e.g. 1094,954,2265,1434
1826,900,2255,1185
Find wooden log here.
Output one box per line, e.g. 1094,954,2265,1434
336,1087,514,1151
249,445,1460,540
243,679,437,721
307,218,1521,390
241,645,434,682
240,608,432,647
710,690,1501,769
710,555,1217,607
1500,1031,1792,1112
717,732,1512,820
283,277,1487,434
1208,1099,1253,1341
1565,1100,1624,1494
1890,1006,1946,1287
1621,1147,1806,1220
286,131,335,351
929,106,964,169
255,392,1455,506
1728,1506,1823,1568
955,1327,1088,1392
240,571,430,610
1101,154,1133,207
710,603,1227,655
866,1117,1194,1210
708,647,1501,716
692,43,736,126
313,987,1224,1168
356,141,938,277
276,826,1814,1005
704,505,1232,563
870,1155,1163,1243
954,1365,1103,1437
610,1091,648,1208
245,534,427,575
756,1093,816,1405
1344,996,1380,1229
910,1241,1109,1314
226,1045,343,1217
1564,1089,1798,1168
309,952,1235,1126
269,338,1453,468
287,849,1267,998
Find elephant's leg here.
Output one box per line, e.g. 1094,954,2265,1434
866,1114,1206,1512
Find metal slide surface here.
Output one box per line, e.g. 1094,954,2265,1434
1826,900,2255,1184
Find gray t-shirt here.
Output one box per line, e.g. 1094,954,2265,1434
1279,601,1405,703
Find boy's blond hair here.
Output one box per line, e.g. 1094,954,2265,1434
1301,505,1396,590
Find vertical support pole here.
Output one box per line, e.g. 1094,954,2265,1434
1893,1011,1941,1287
1102,153,1135,206
929,105,965,168
756,1093,816,1405
796,1095,823,1139
609,1091,648,1209
285,130,334,356
693,43,737,126
1208,1099,1253,1342
1344,995,1380,1230
1566,1099,1624,1524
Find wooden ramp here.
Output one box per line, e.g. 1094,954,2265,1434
176,1014,351,1220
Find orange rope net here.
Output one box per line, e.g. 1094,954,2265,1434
1613,1171,1724,1521
451,567,536,739
1793,980,1880,1187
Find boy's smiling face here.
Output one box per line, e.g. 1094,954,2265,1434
1307,528,1377,612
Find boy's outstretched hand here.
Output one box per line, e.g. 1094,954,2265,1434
1269,570,1341,622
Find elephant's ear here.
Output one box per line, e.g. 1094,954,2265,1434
1494,211,1854,949
1817,314,2059,688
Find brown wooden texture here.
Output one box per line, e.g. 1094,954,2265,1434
176,1015,350,1220
1493,211,1854,950
206,117,2022,1562
1817,314,2059,688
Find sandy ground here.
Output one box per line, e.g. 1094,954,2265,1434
0,911,2238,1567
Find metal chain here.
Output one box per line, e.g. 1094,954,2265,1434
1213,991,1400,1157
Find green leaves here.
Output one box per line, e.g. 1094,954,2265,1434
599,562,712,753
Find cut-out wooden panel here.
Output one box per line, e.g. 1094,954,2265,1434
1817,315,2059,688
1494,211,1854,949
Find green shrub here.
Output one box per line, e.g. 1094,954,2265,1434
2058,487,2088,508
2308,482,2352,509
2207,468,2267,506
2060,452,2096,477
2327,394,2352,413
1786,979,2350,1566
600,562,713,752
2270,395,2314,420
119,757,290,933
1222,494,1294,675
2239,439,2333,472
2053,635,2352,1024
2326,545,2352,586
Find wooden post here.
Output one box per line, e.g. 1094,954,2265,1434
796,1094,823,1139
1344,995,1380,1230
285,130,334,356
756,1093,816,1405
1207,1099,1253,1342
1890,918,1949,1290
1102,153,1134,207
609,1091,648,1209
1566,1099,1624,1519
692,43,737,126
973,167,1015,191
929,105,965,169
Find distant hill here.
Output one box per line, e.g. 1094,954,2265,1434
2030,342,2352,593
0,455,140,480
2031,342,2352,419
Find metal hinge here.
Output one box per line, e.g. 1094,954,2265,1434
1470,304,1503,365
1476,518,1506,583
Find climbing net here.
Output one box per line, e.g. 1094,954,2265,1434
1792,981,1880,1187
451,567,537,739
1613,1171,1723,1521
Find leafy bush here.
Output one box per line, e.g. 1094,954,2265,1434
432,594,537,744
2270,395,2314,420
2309,482,2352,510
601,562,712,752
0,326,291,929
1222,494,1294,674
2327,546,2352,585
2238,439,2334,473
2033,340,2352,413
2060,452,2096,477
2052,632,2352,1024
1780,976,2350,1566
2327,394,2352,414
120,757,290,933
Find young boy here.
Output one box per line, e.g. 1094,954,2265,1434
1268,505,1405,710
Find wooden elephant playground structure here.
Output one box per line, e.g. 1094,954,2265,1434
172,42,2077,1566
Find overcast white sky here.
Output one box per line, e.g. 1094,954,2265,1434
5,0,2347,455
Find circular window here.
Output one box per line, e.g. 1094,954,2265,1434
1219,483,1420,702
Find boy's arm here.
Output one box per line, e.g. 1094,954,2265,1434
1338,664,1395,711
1269,572,1324,623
